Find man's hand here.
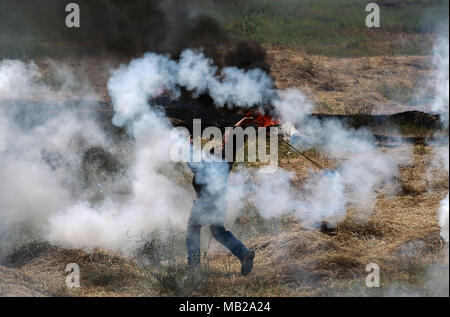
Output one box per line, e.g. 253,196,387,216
234,117,254,128
221,117,255,150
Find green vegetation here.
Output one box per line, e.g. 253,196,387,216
0,0,447,59
205,0,448,56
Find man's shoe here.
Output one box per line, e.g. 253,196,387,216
241,250,255,276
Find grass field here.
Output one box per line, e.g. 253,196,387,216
205,0,447,56
0,0,448,59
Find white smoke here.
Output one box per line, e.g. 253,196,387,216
247,169,347,228
227,120,398,228
390,28,450,298
108,49,274,127
47,102,193,249
0,60,43,99
107,49,400,229
257,97,398,225
0,59,193,251
440,194,449,243
0,59,108,242
273,89,314,125
0,48,402,252
430,35,449,128
427,34,449,244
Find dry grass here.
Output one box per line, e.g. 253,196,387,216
268,47,434,115
1,49,448,297
1,243,142,297
1,140,447,297
0,265,46,297
187,142,446,296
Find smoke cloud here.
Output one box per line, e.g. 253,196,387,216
0,58,193,251
0,44,404,252
0,0,271,71
107,49,400,231
422,30,449,245
430,35,449,128
0,60,107,244
440,194,449,243
430,34,449,244
108,49,275,126
228,112,398,228
0,0,198,57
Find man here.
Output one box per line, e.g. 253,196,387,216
186,117,255,276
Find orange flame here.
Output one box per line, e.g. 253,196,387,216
246,110,280,127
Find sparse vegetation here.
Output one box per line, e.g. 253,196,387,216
317,72,346,92
376,80,417,103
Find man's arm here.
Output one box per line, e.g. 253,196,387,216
222,117,254,149
222,117,255,166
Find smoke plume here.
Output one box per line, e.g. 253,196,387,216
0,41,404,253
440,194,449,243
429,34,449,244
107,49,400,230
0,58,194,251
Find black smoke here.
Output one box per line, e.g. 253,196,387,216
0,0,274,129
225,41,271,74
1,0,177,57
0,0,271,71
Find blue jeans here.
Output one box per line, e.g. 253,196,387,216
186,159,249,266
186,198,249,266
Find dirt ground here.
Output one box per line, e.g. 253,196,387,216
1,47,448,297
